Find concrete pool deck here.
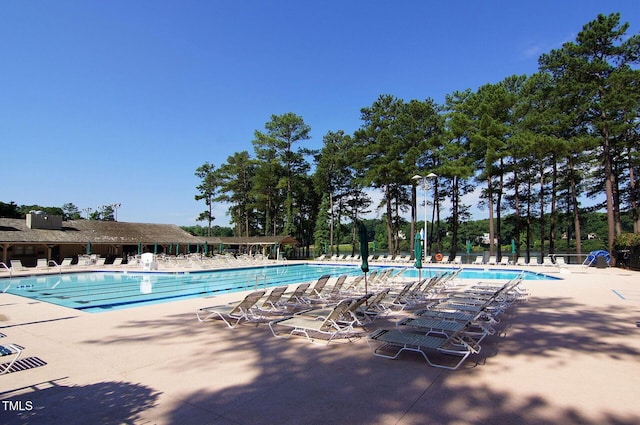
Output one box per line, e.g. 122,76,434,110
1,262,639,424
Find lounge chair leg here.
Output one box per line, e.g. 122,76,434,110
0,344,23,375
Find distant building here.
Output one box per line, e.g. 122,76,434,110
0,213,202,266
477,233,497,245
0,213,298,266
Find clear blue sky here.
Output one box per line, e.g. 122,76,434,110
3,1,639,227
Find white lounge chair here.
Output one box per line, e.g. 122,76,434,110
295,292,373,324
486,256,497,265
449,256,462,265
0,342,23,375
366,323,477,370
141,253,158,270
472,256,484,265
398,315,488,348
60,258,74,267
542,256,555,266
355,288,391,321
382,282,419,311
9,260,27,271
268,298,357,345
36,258,48,269
256,286,290,314
499,256,510,266
303,274,332,302
321,275,349,302
196,290,266,327
281,283,311,308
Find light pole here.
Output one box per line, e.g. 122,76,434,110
111,203,121,221
412,173,437,258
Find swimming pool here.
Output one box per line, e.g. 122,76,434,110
1,264,556,312
401,267,558,281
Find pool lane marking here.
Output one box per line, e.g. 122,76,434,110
612,290,626,300
613,289,640,301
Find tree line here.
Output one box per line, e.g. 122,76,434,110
4,15,636,264
0,202,117,221
195,14,639,263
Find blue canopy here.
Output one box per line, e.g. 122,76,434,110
586,250,610,266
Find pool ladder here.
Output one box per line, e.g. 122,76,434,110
48,259,62,274
253,273,267,290
0,262,12,278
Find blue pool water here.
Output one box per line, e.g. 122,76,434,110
401,267,557,281
1,264,556,313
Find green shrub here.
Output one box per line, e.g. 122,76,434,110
614,233,640,249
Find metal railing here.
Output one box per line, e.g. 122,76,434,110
253,273,267,290
48,259,62,273
549,253,590,266
0,262,11,278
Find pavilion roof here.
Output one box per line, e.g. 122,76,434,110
0,218,202,245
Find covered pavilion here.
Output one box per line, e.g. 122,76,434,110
0,213,298,266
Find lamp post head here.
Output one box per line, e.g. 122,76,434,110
412,173,437,182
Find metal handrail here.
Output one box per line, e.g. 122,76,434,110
549,253,588,266
48,259,61,274
0,262,12,278
253,273,267,290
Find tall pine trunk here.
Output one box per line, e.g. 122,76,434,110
549,161,557,254
449,176,460,261
496,168,504,262
539,163,546,261
385,183,394,255
487,177,495,257
629,148,640,233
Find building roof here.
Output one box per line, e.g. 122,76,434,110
0,217,300,248
214,236,299,246
0,218,202,245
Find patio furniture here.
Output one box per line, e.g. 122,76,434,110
281,283,311,308
268,298,358,345
366,325,477,370
10,260,27,271
1,343,23,375
196,290,266,327
303,274,332,302
256,286,289,314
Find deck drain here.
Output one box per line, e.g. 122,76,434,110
0,356,47,374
